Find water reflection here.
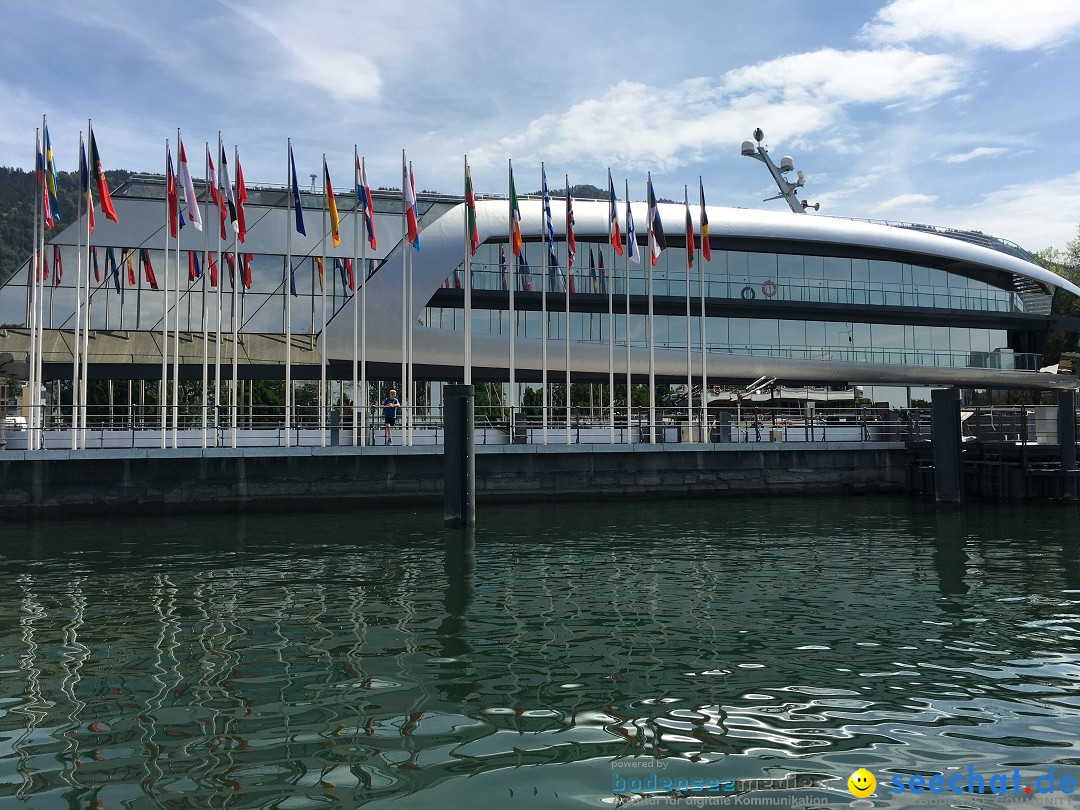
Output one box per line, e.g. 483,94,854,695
0,498,1077,808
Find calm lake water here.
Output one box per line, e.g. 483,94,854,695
1,497,1078,809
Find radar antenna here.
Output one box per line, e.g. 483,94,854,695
740,129,819,214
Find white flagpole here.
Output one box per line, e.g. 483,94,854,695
624,180,632,445
541,162,548,446
231,145,241,449
352,146,360,447
685,185,693,440
200,144,210,448
81,129,93,446
647,173,656,444
72,134,83,451
699,177,708,442
607,170,615,444
320,153,328,447
407,161,416,447
214,135,223,446
285,140,294,448
400,151,407,444
360,157,369,449
173,129,182,448
507,160,516,432
564,174,571,445
28,127,40,449
161,139,170,449
464,156,472,388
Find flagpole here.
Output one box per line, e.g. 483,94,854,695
541,163,548,446
564,174,571,446
232,145,241,449
172,129,182,447
81,130,93,446
685,185,693,440
214,136,223,446
607,170,615,444
28,127,40,449
407,161,416,447
201,144,210,448
320,152,328,448
161,139,170,449
352,146,360,447
360,157,369,449
624,180,632,445
463,156,472,388
699,177,708,442
400,151,407,444
285,140,294,448
647,173,656,445
72,133,83,451
507,160,516,433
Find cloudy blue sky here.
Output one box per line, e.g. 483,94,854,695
3,0,1080,253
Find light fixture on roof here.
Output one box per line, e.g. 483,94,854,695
740,128,818,215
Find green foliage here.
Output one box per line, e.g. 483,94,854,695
0,166,133,287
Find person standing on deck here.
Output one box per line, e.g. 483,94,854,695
382,389,400,445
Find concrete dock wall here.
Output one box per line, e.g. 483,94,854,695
0,443,908,516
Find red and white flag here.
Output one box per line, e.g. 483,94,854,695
178,139,202,232
235,151,248,243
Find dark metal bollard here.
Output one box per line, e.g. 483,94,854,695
330,409,340,446
1059,390,1077,499
931,388,962,505
443,384,475,527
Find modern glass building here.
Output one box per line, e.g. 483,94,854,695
2,175,1078,411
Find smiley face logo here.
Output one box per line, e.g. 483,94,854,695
848,768,876,798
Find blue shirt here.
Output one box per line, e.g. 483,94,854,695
382,397,400,421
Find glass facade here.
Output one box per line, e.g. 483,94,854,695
424,240,1044,372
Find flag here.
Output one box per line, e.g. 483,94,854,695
125,250,136,286
178,140,202,232
599,250,607,294
89,127,119,223
218,144,237,237
465,161,480,256
589,248,597,293
206,146,220,207
53,244,63,286
207,252,219,287
91,246,100,283
224,252,236,288
288,257,297,296
140,248,158,289
608,170,622,256
647,175,666,266
541,166,555,268
403,155,420,251
344,257,355,292
684,190,695,270
324,158,340,248
189,250,202,281
518,245,533,292
44,126,60,228
509,166,523,257
566,183,576,271
107,248,121,293
290,143,306,236
166,143,180,238
499,245,507,291
243,253,253,289
699,178,711,262
79,138,96,235
626,196,640,264
36,136,51,231
235,152,248,243
356,154,375,248
314,256,324,292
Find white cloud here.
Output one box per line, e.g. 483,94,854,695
861,0,1080,50
870,193,939,214
469,48,964,173
942,147,1009,163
